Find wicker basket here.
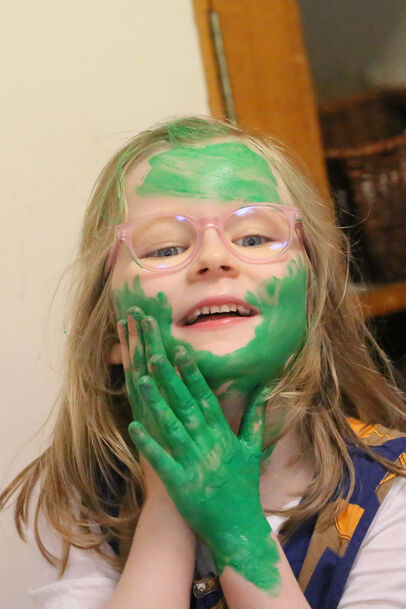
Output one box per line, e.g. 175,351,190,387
319,88,406,282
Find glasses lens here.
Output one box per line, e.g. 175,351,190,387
129,215,197,270
224,206,290,260
127,206,291,271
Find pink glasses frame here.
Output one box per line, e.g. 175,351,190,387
105,202,305,274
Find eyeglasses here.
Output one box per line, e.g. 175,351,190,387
106,203,304,273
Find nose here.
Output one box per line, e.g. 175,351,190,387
186,226,239,279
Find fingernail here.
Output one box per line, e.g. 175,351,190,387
149,354,164,367
174,345,187,357
174,345,192,363
127,306,144,320
118,319,129,341
137,375,152,393
141,316,155,331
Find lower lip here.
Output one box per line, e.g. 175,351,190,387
179,315,257,330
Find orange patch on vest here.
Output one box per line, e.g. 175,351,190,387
335,500,365,541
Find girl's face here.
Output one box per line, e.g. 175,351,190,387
111,139,308,401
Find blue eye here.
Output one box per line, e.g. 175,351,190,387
235,235,270,247
149,246,187,257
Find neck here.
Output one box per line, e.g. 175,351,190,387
216,385,247,434
260,426,314,512
215,386,314,512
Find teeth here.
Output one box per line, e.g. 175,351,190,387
184,302,253,325
185,309,200,324
237,305,251,316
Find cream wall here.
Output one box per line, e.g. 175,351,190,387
0,1,207,606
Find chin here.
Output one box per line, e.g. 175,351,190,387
193,339,244,357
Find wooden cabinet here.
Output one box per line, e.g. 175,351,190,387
193,0,406,319
357,282,406,319
193,0,328,197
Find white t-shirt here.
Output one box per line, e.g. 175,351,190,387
26,477,406,608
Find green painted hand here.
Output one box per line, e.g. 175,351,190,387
118,307,281,594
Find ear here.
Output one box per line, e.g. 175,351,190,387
109,342,123,364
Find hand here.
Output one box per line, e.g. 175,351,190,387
117,310,174,505
118,307,279,592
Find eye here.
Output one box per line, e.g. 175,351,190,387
146,245,187,257
234,235,271,247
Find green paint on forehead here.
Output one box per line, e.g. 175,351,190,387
113,257,307,402
135,142,281,203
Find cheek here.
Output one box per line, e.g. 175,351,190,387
111,256,133,291
250,250,305,284
112,261,172,299
111,263,181,331
110,245,166,294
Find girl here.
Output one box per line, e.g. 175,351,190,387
2,116,406,609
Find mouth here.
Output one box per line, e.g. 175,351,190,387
177,299,259,329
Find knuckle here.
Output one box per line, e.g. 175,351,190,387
200,392,214,407
149,354,165,367
165,418,186,441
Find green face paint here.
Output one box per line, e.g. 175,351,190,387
113,257,307,402
135,142,281,202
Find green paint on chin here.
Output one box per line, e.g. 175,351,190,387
113,257,307,402
135,142,281,202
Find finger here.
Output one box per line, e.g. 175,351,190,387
174,346,226,429
125,369,159,440
128,421,183,487
119,316,154,435
126,304,146,323
124,368,142,419
140,316,167,371
149,354,206,439
127,309,147,378
140,316,186,407
117,320,130,370
238,388,269,452
136,375,196,461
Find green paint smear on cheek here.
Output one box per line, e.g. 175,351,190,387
135,142,281,202
114,258,307,401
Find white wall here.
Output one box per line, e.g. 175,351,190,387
298,0,406,101
0,1,207,606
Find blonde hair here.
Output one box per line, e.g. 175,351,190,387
1,116,405,573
